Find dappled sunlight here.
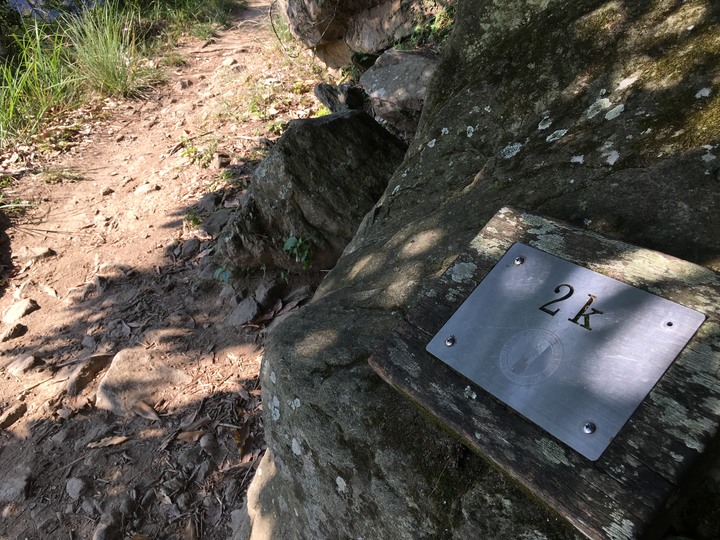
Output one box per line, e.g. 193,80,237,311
295,328,340,357
400,228,443,257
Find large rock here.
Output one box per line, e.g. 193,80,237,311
280,0,443,66
360,48,438,136
238,1,720,539
218,111,406,271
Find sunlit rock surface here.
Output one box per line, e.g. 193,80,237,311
237,0,720,538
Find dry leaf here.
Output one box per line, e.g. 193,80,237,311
87,435,130,448
177,430,205,442
132,401,161,422
237,385,250,401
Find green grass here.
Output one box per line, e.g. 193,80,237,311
0,21,78,146
0,0,240,149
64,3,164,98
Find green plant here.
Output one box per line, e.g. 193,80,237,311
0,21,78,146
283,236,312,269
64,2,163,98
184,208,202,228
213,265,231,284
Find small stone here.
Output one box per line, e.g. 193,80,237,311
211,153,231,169
6,355,40,376
179,238,201,260
223,297,259,327
81,335,98,349
222,57,238,67
202,209,232,237
16,246,56,262
0,465,32,501
197,193,221,213
2,298,40,324
254,279,283,309
101,187,115,196
0,402,28,429
66,354,113,396
134,183,160,196
66,477,87,500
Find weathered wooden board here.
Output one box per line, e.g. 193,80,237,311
369,206,720,540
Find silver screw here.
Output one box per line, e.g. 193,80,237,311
445,335,456,347
582,422,596,435
513,256,525,266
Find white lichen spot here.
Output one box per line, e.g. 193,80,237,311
441,127,449,136
472,105,480,113
616,75,639,92
583,218,592,226
484,105,492,113
606,150,620,165
527,63,535,70
537,116,552,130
500,142,523,159
427,139,436,148
401,169,408,178
602,512,635,539
466,126,475,138
545,129,567,142
271,395,281,421
538,439,572,466
288,397,301,410
294,508,299,517
463,386,477,400
474,432,482,440
335,476,347,493
696,87,712,99
586,97,612,119
450,261,476,283
701,153,716,162
605,104,625,120
270,371,277,384
570,155,584,164
291,438,302,455
392,184,401,195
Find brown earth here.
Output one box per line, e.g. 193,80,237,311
0,2,331,538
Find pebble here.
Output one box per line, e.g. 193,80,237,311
134,183,160,196
6,355,40,376
0,465,32,501
0,403,28,429
223,297,259,327
2,298,40,324
66,477,87,500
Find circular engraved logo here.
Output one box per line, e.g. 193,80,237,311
499,329,563,386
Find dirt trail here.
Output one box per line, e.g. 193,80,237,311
0,3,328,537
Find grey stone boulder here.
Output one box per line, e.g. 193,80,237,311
218,111,406,272
280,0,442,66
360,48,438,136
236,0,720,539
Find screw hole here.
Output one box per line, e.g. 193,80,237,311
665,321,674,328
513,256,525,266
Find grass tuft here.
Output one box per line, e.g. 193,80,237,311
64,3,163,98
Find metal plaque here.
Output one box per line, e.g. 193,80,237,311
426,243,706,460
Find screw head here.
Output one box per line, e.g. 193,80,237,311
513,256,525,266
445,335,456,347
582,422,596,435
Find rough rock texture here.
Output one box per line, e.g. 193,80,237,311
239,0,720,539
360,48,438,136
218,111,406,271
280,0,444,66
96,348,192,416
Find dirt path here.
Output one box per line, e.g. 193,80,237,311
0,3,329,537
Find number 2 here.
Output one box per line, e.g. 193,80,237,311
539,284,574,316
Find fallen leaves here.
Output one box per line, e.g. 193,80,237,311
87,435,130,449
